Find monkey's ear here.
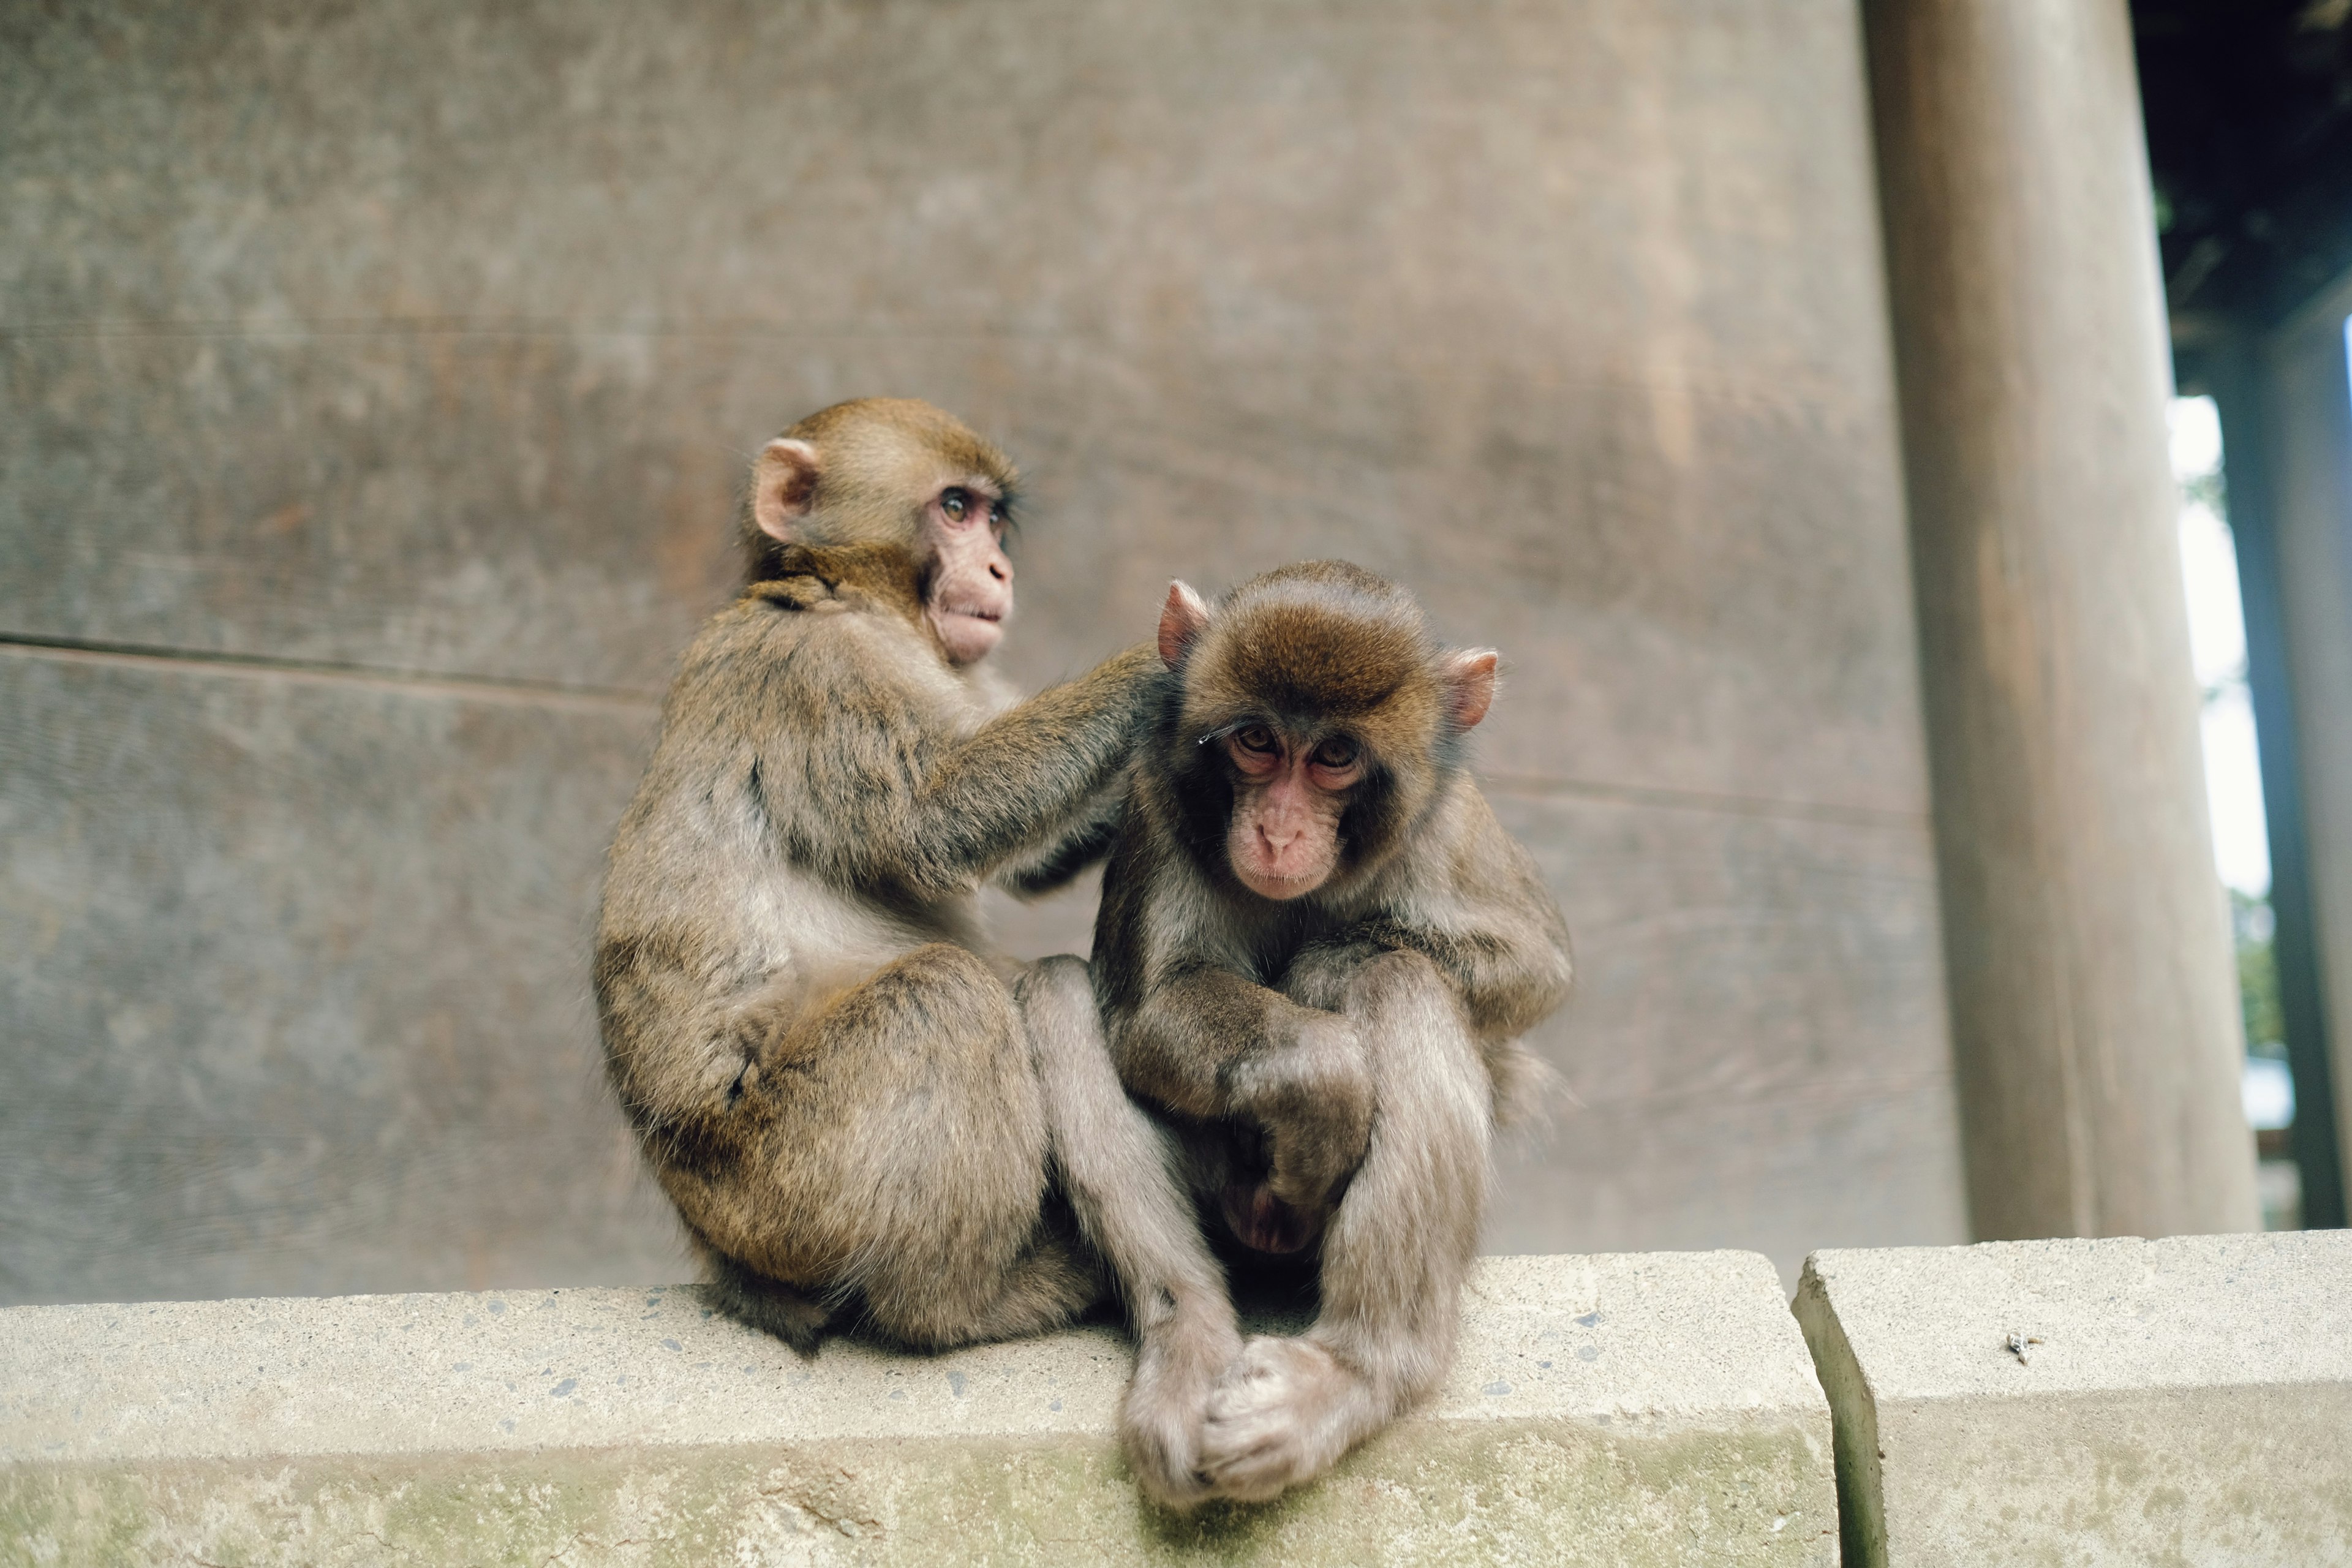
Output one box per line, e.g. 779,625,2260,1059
1444,649,1499,732
752,439,822,543
1158,581,1212,669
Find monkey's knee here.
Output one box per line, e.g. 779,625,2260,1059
1018,951,1092,1003
1014,954,1100,1065
1238,1014,1374,1158
1346,948,1450,1015
864,941,1015,1021
682,945,1050,1303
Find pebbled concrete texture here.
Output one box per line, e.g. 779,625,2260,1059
0,1253,1836,1566
1795,1231,2352,1567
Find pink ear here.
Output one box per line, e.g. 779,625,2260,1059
1159,581,1211,669
1446,649,1499,731
752,439,821,543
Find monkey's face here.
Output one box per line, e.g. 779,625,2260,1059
921,482,1014,666
1158,564,1502,904
1218,722,1364,900
745,400,1022,666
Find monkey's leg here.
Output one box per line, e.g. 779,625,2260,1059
1199,950,1491,1502
1017,957,1242,1510
674,944,1102,1354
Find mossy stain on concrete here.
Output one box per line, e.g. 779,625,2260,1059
2,1415,1833,1567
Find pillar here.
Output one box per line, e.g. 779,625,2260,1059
1863,0,2260,1237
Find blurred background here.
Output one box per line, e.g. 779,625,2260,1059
3,1,2347,1306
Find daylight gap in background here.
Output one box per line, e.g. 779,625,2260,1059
2170,394,2298,1231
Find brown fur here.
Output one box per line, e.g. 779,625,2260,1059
597,400,1240,1509
742,398,1020,581
1094,560,1574,1501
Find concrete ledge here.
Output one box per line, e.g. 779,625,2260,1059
1795,1231,2352,1567
0,1252,1833,1566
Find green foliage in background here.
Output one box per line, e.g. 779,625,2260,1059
2233,889,2287,1058
2182,464,2225,519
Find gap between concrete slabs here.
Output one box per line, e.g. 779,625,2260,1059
1794,1231,2352,1568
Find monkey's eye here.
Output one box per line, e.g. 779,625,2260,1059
1233,725,1278,756
939,487,971,523
1313,737,1360,771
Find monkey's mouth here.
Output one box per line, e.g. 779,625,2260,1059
936,605,1004,626
1232,863,1332,902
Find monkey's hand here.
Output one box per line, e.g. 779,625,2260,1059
1280,941,1371,1013
1121,1292,1243,1512
1227,1012,1373,1221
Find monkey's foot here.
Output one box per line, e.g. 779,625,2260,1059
1199,1335,1379,1502
700,1254,834,1359
1121,1313,1243,1511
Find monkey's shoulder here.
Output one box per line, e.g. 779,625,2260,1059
1364,781,1559,927
673,587,956,716
1432,780,1537,878
747,543,928,617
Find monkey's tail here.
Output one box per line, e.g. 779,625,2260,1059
1490,1039,1577,1135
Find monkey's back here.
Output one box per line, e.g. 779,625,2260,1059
595,588,1002,1128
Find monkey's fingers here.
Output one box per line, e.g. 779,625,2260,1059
1120,1324,1238,1511
1199,1336,1365,1502
1121,1400,1214,1511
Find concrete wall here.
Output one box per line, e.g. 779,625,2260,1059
0,1,1964,1303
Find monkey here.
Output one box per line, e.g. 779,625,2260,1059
594,399,1242,1509
1091,560,1574,1502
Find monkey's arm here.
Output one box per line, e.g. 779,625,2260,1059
1427,816,1574,1039
1294,919,1562,1041
1294,844,1569,1043
767,639,1163,899
895,646,1163,894
1114,959,1374,1220
1113,965,1332,1120
997,766,1132,898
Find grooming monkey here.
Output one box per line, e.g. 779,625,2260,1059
1095,561,1574,1501
595,399,1240,1507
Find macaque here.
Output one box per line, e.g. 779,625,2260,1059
595,399,1239,1507
1093,560,1573,1501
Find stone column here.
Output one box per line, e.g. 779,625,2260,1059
2190,324,2349,1232
2260,282,2352,1226
1863,0,2258,1237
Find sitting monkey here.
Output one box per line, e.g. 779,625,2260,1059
596,399,1240,1507
1093,560,1574,1501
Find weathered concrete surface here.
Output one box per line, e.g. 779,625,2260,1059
0,639,1948,1306
0,644,688,1305
0,1253,1835,1566
1794,1232,2352,1567
1,0,1965,1300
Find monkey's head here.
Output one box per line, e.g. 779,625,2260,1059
1156,562,1498,903
745,398,1020,666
